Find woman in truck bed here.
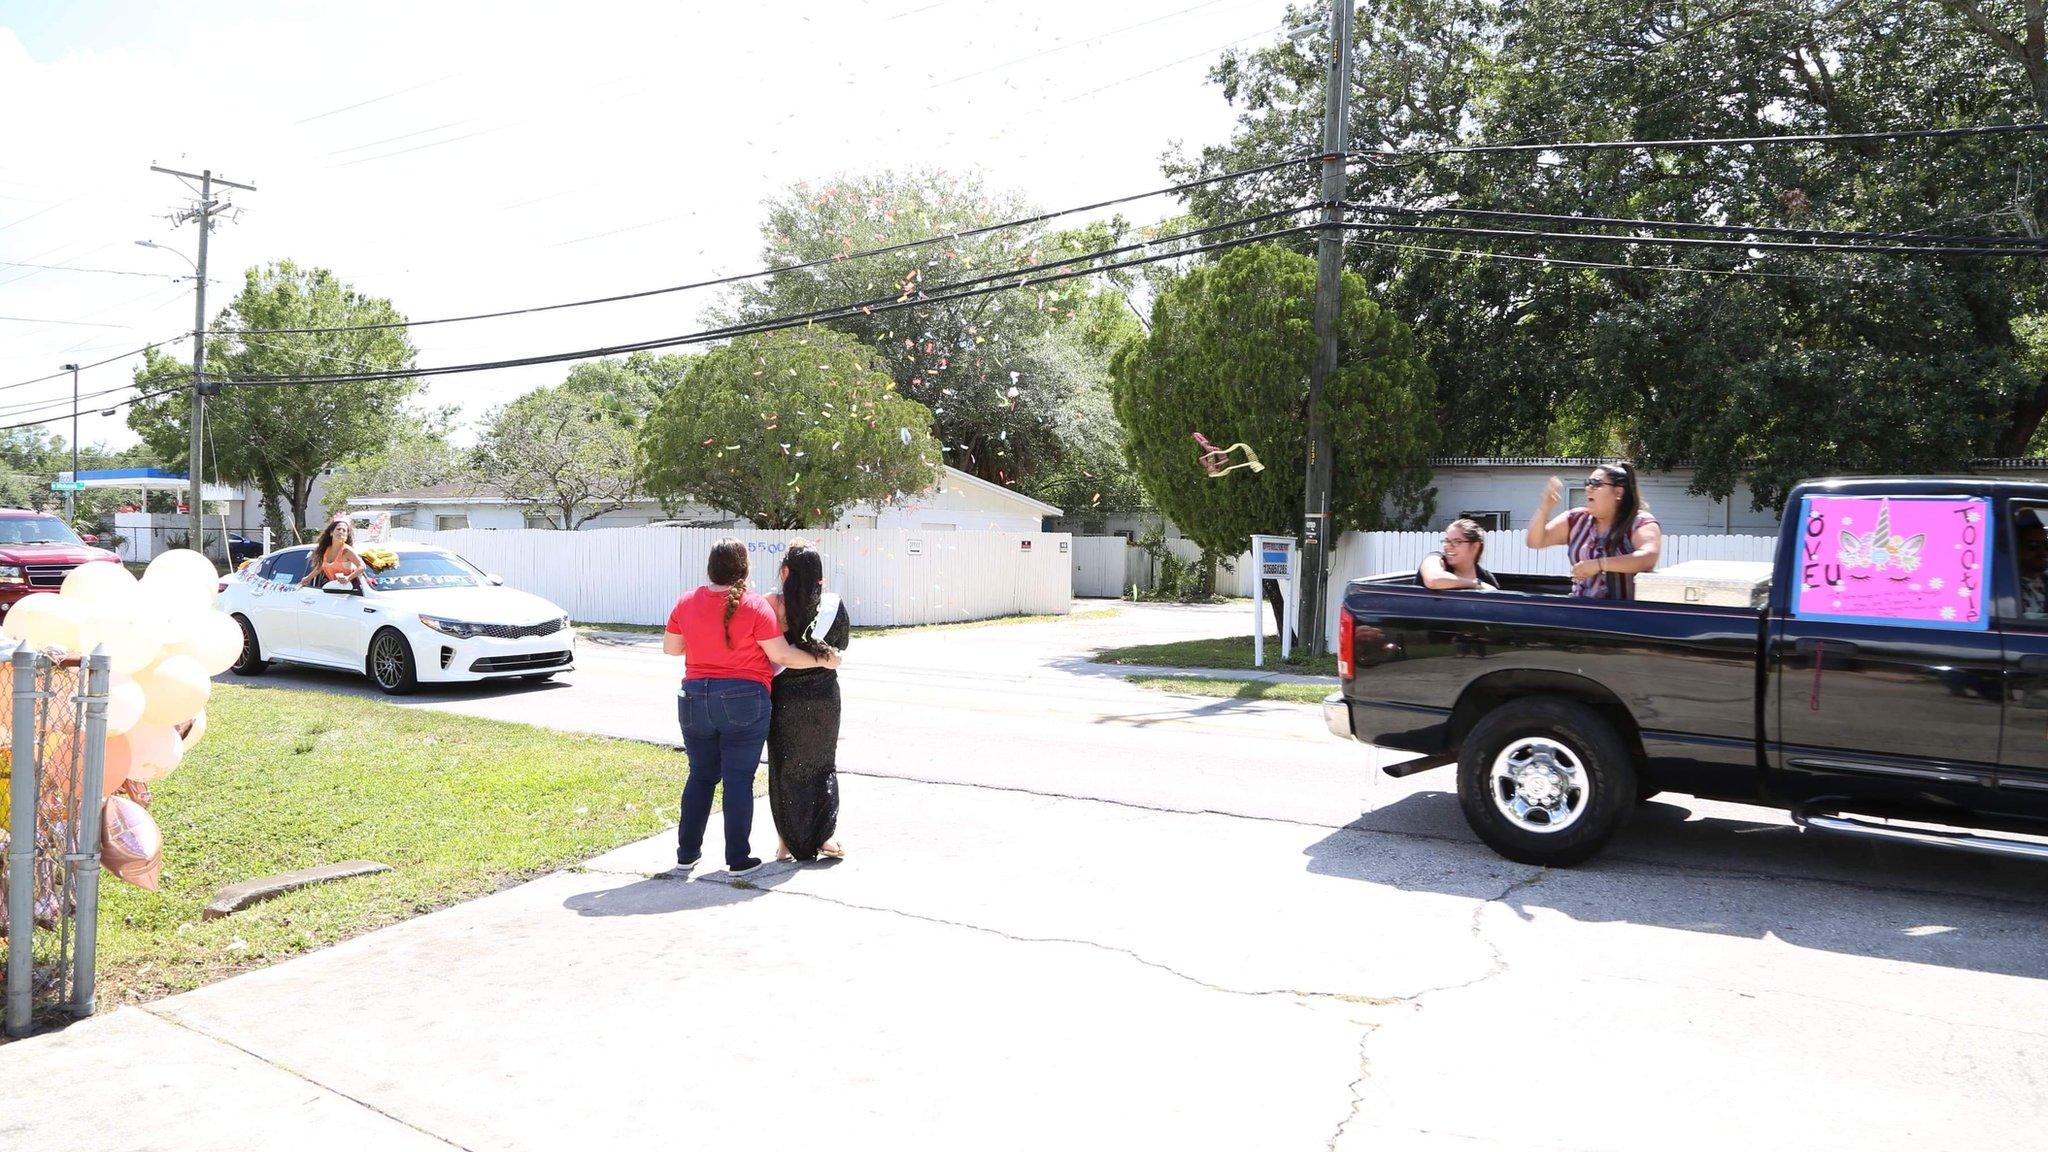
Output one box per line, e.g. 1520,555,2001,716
1527,460,1662,598
1418,518,1500,591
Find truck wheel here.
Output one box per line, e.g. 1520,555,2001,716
1457,697,1637,867
229,614,267,676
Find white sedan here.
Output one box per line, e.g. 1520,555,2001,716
218,544,574,695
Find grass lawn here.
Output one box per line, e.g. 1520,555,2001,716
88,683,691,1008
1124,675,1334,705
1093,634,1339,677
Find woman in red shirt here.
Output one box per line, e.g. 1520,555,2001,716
663,539,839,875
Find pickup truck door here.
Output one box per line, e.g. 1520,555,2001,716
1993,498,2048,813
1771,494,2003,802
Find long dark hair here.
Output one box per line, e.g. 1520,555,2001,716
707,538,749,647
313,517,350,556
1595,461,1646,551
780,543,829,658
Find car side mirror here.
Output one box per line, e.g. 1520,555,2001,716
487,573,504,586
322,580,356,595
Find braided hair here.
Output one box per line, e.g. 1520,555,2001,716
780,543,830,658
706,539,749,647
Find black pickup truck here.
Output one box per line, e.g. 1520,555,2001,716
1324,476,2048,866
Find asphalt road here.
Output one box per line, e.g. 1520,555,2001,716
9,601,2043,1150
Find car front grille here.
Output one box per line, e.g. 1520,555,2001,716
469,651,572,674
24,564,76,589
474,618,565,640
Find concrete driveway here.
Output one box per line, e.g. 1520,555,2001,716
4,602,2045,1150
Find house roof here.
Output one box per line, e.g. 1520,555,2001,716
934,466,1063,516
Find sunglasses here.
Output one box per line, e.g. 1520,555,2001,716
1583,479,1625,491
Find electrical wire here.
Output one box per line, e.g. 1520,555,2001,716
0,260,188,280
1344,202,2048,249
216,213,1324,388
0,334,191,397
1345,235,1860,282
1341,219,2048,257
1358,121,2048,159
0,387,175,435
229,154,1320,337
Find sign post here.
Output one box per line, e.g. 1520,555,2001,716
1251,535,1300,668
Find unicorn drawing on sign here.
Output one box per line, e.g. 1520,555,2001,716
1192,432,1264,477
1838,499,1925,574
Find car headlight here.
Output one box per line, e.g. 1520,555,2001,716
419,615,482,639
0,565,22,586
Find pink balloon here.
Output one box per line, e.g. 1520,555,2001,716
121,724,184,782
101,795,163,892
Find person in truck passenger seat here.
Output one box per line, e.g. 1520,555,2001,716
2017,509,2047,618
1527,460,1662,599
1419,519,1500,591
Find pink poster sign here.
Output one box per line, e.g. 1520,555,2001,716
1793,495,1991,630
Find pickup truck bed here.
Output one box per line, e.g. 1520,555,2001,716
1325,477,2048,866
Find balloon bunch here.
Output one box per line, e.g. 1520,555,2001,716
0,550,239,892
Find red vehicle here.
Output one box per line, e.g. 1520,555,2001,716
0,509,122,619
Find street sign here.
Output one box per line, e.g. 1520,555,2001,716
49,482,86,492
1249,534,1299,667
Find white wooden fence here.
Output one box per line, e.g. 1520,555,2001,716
392,526,1074,628
1071,530,1778,642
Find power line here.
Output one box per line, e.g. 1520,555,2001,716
0,387,174,435
1344,202,2048,249
1359,121,2048,159
230,154,1319,338
217,212,1323,388
0,334,191,396
0,260,187,280
1346,235,1857,283
1341,219,2048,257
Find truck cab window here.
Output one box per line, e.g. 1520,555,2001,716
2013,505,2048,622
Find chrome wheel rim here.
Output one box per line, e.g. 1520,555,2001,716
1488,736,1590,834
372,635,406,687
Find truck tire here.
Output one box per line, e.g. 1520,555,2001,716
1457,697,1637,867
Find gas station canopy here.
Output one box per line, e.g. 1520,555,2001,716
58,468,237,502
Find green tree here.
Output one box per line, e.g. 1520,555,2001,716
322,406,471,517
1170,1,2048,508
1112,245,1435,632
478,387,639,529
637,328,941,529
559,352,694,429
720,171,1140,494
128,260,419,530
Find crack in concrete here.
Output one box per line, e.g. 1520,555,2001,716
1326,1021,1380,1151
837,768,2048,913
141,1006,476,1151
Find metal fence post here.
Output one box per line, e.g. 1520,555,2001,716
68,650,110,1017
6,645,39,1037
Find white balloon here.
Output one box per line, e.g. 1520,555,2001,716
137,654,210,728
141,549,220,610
122,724,184,781
59,562,137,612
164,610,243,677
105,677,145,736
3,594,90,654
85,608,164,676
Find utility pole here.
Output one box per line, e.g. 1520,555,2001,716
1295,0,1355,662
149,164,254,560
61,363,79,521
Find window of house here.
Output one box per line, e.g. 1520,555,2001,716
524,513,557,530
1460,510,1510,532
846,514,879,530
434,514,470,532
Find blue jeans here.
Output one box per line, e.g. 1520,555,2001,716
676,678,772,868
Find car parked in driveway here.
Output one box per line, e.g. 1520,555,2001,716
0,508,123,621
218,544,573,694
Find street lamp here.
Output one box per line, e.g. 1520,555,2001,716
60,363,79,522
133,239,197,276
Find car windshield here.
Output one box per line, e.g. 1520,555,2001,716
362,551,488,591
0,517,84,546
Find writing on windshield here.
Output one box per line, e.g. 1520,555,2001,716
363,552,484,591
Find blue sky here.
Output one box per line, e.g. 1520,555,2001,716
0,0,1292,448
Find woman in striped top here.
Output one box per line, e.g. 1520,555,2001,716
1526,461,1662,599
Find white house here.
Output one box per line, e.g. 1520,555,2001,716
346,466,1061,535
1426,457,1782,536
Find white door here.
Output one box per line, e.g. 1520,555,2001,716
244,549,311,659
298,584,377,668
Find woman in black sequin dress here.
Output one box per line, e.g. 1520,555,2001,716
768,543,852,862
